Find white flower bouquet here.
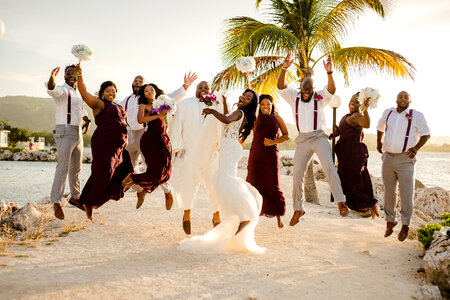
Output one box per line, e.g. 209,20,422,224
71,44,93,62
235,56,256,73
151,94,176,114
358,87,381,111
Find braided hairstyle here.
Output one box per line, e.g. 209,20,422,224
239,89,258,144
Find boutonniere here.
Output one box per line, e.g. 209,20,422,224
405,112,412,120
314,93,323,101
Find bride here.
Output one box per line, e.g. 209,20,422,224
178,89,265,254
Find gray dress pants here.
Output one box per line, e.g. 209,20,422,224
50,125,83,204
382,152,416,225
292,130,345,211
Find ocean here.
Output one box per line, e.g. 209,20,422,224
1,151,449,206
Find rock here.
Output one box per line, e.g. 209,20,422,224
412,284,443,300
280,156,293,167
0,201,21,220
423,229,450,294
281,166,293,176
0,203,43,231
415,187,450,219
82,152,92,163
0,149,13,160
313,163,326,181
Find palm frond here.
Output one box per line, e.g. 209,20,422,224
331,46,416,85
313,0,386,51
220,17,301,67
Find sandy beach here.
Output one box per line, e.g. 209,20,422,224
0,169,426,300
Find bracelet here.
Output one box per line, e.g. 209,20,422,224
183,83,190,86
281,67,288,70
76,74,82,77
327,71,333,75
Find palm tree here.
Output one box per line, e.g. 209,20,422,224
212,0,415,204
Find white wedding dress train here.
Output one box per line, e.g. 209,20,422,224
178,110,265,254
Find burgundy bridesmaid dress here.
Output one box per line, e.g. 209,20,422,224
79,100,133,208
332,114,377,211
246,114,286,217
130,112,171,193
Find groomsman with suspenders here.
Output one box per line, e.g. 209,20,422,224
46,65,91,219
277,52,348,226
118,72,197,209
377,91,430,241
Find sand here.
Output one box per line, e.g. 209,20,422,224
0,170,425,299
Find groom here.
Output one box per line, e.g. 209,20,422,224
170,81,224,234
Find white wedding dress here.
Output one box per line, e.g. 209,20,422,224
178,110,265,254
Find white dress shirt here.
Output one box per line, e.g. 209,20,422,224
377,107,430,153
46,83,88,126
117,85,186,131
278,84,333,133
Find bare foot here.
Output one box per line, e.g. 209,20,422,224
277,216,284,228
84,205,93,221
236,221,250,235
122,173,135,192
212,211,221,227
183,210,191,235
164,192,173,210
370,204,380,219
136,190,147,209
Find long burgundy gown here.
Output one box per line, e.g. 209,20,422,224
130,111,171,192
332,114,377,211
246,114,286,217
79,100,133,208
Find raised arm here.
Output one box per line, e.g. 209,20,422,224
222,95,229,115
348,101,370,129
137,104,167,124
202,108,242,124
75,65,104,114
183,71,198,91
47,67,60,90
323,54,336,95
264,114,290,146
277,52,294,90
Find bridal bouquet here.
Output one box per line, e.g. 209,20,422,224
199,93,218,106
235,56,256,73
358,87,380,111
151,94,176,114
71,44,93,62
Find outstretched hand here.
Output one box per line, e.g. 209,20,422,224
323,54,333,73
202,108,214,118
50,67,60,78
282,52,294,69
75,64,83,76
184,72,198,86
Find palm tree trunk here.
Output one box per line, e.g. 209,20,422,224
304,161,320,204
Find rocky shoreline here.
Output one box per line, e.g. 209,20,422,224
0,149,92,163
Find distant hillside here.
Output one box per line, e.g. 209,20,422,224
0,96,95,134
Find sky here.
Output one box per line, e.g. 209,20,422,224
1,0,450,135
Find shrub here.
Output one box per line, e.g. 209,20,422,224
417,223,442,249
441,212,450,227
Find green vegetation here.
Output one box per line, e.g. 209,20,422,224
441,213,450,227
417,223,442,249
0,147,26,153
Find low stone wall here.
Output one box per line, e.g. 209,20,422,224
0,149,92,163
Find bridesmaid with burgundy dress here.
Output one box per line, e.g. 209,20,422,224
121,84,171,209
329,93,380,218
75,65,133,220
246,94,289,228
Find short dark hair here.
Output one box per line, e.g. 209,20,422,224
98,81,117,100
259,94,277,115
64,64,76,74
137,83,165,105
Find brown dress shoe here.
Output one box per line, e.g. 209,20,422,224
398,225,409,241
53,204,64,220
384,221,397,237
289,210,305,226
183,219,191,235
337,202,349,217
165,192,173,210
69,197,85,211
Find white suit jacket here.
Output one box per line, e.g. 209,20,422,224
170,96,224,153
